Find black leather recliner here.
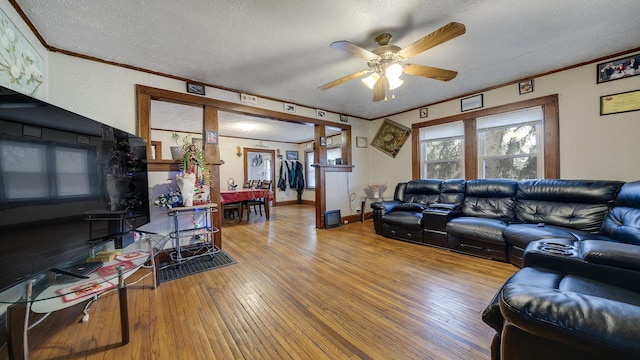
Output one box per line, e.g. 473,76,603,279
371,179,465,245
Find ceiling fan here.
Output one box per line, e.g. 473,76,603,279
318,22,466,102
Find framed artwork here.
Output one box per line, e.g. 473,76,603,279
597,55,640,83
205,131,218,144
370,118,411,158
284,103,296,113
316,109,327,119
461,94,483,112
419,107,428,118
356,136,368,148
518,79,534,94
186,82,205,95
319,136,327,146
600,89,640,115
340,114,348,122
286,150,298,160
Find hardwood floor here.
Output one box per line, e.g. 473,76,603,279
1,205,516,360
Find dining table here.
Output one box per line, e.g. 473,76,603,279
220,188,274,220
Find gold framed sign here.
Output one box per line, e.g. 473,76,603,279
600,89,640,115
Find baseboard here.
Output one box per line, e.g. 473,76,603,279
276,200,314,206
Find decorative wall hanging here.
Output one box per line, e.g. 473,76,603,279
597,55,640,83
600,89,640,115
286,150,298,160
461,94,483,112
518,79,534,94
356,136,368,148
419,108,428,118
284,103,296,113
186,82,205,95
371,118,411,158
0,8,44,97
316,109,327,119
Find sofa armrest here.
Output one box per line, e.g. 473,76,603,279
581,240,640,272
500,283,640,358
523,239,640,292
370,200,401,213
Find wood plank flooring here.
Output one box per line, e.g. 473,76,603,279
1,205,516,359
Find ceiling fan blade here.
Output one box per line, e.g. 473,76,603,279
330,41,378,60
403,64,458,81
318,70,372,91
398,22,466,59
372,75,388,102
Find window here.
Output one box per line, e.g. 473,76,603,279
419,121,464,179
0,139,95,202
305,150,316,188
477,106,543,180
412,95,559,180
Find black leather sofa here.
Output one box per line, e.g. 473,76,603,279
371,178,633,267
479,181,640,359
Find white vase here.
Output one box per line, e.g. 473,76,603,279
176,173,196,207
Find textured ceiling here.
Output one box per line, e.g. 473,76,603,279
13,0,640,121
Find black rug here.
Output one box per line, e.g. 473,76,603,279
159,250,236,283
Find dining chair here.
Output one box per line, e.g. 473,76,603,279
246,180,272,217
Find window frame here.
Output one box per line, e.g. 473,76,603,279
411,94,559,180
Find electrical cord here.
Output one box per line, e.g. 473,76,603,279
80,269,152,323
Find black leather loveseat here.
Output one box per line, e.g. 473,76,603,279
371,178,640,267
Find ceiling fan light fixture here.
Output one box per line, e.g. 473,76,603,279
388,77,404,90
385,63,403,79
362,73,380,89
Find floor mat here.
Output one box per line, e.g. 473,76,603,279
159,250,236,283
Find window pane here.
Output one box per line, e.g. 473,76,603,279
482,124,537,157
56,147,91,196
482,156,538,180
421,137,463,179
1,141,48,199
426,137,463,161
426,161,463,179
305,151,316,188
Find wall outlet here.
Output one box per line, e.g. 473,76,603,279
240,93,257,104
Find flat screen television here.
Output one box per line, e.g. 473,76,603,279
0,85,150,292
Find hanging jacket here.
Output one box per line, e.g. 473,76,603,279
294,160,305,203
287,160,296,188
278,160,287,191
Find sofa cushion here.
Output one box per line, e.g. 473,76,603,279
515,179,623,232
447,217,509,245
438,178,466,205
402,179,442,206
601,181,640,245
381,211,423,229
462,179,518,221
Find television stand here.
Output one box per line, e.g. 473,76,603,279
1,236,156,360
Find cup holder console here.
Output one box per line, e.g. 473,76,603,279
536,241,578,257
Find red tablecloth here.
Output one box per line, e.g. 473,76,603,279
219,189,273,204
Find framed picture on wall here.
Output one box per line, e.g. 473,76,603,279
370,118,411,158
461,94,483,112
286,150,298,160
597,55,640,83
518,79,534,94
